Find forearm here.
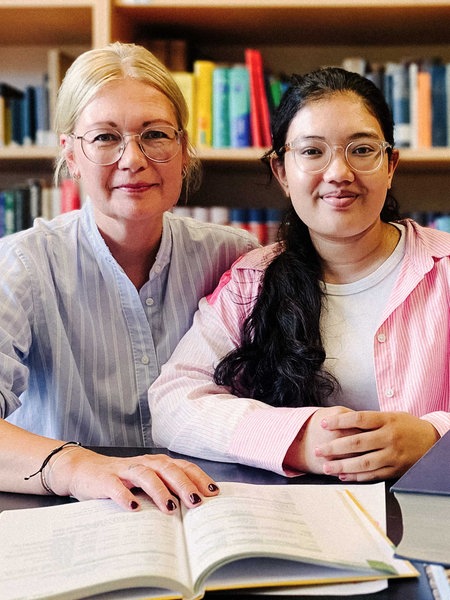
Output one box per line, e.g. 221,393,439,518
150,365,314,473
0,419,70,495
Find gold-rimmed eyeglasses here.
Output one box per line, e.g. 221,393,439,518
71,125,183,166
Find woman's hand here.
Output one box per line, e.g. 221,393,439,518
47,447,220,512
284,405,360,473
315,410,440,481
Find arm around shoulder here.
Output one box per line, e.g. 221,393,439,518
149,268,316,474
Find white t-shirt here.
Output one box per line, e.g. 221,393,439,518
321,224,406,410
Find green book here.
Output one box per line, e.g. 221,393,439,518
212,65,230,148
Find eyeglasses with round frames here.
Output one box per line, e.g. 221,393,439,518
277,138,392,174
71,125,183,166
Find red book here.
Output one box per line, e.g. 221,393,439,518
60,178,81,213
252,49,272,147
245,48,262,147
245,48,271,147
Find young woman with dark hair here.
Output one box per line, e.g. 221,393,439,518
150,67,449,482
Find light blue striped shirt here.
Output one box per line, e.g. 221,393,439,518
0,200,257,446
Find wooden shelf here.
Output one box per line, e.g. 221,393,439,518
113,0,450,45
0,0,112,48
2,145,450,174
199,147,450,170
0,2,93,46
396,148,450,171
0,146,58,161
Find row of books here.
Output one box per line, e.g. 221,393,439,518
2,185,447,241
172,205,285,245
184,52,450,151
172,51,288,150
0,179,80,238
173,204,450,238
170,52,450,151
343,56,450,148
137,36,285,149
1,46,283,152
4,44,450,153
150,43,450,151
406,211,450,232
0,180,282,242
0,48,73,148
0,81,53,148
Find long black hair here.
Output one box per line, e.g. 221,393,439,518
214,67,401,407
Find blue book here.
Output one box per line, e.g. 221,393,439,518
0,82,23,146
10,95,24,145
391,62,411,147
391,431,450,566
383,62,397,125
212,65,230,148
13,185,32,232
229,64,250,148
21,86,36,146
428,61,447,147
229,207,249,231
434,213,450,232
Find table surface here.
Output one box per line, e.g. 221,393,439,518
0,447,434,600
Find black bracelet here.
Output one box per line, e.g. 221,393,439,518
24,441,82,487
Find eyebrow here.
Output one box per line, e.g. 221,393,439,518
84,119,178,130
292,132,382,143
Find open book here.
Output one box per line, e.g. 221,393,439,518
0,482,417,600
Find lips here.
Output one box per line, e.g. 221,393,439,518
114,182,156,192
321,191,358,209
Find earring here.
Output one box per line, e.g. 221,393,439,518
72,172,81,182
181,166,188,179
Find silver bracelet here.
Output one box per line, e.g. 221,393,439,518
45,446,84,494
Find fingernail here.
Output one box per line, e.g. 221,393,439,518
166,499,177,511
321,419,328,428
208,483,219,492
130,500,139,510
314,446,323,457
189,493,201,505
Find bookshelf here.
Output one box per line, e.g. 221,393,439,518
1,0,450,215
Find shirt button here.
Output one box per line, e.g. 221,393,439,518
141,355,150,365
377,333,386,343
146,297,154,306
154,264,162,273
385,388,394,398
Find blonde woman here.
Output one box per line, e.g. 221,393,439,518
0,43,257,511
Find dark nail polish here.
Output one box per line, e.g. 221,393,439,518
208,483,219,492
189,493,201,505
166,499,177,511
130,500,139,510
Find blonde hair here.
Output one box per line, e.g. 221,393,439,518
54,42,200,195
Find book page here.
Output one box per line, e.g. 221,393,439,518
181,482,416,593
248,483,389,597
0,494,192,600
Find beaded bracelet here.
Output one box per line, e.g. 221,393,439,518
24,441,82,494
